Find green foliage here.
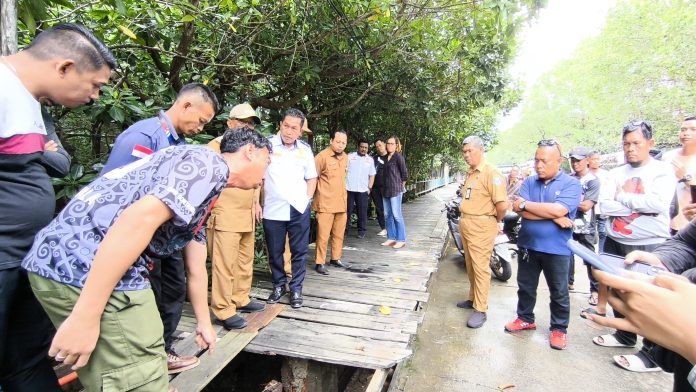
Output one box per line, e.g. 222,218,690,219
17,0,541,179
489,0,696,165
51,163,98,203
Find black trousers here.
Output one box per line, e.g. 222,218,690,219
572,232,597,292
150,250,186,353
604,237,660,366
370,187,385,230
347,191,369,235
0,268,61,392
516,249,570,333
264,205,310,292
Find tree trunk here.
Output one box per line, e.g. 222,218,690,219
0,0,18,55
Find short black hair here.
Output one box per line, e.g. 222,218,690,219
373,137,384,144
358,139,369,146
281,108,305,128
588,150,600,158
684,115,696,122
220,127,272,154
178,83,220,113
331,130,347,140
622,120,653,140
26,23,117,71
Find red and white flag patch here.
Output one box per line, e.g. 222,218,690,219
131,144,154,159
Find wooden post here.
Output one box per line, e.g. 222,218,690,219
281,358,339,392
0,0,18,55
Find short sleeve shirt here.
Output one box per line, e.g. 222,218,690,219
313,147,348,213
101,111,183,174
518,172,582,256
263,134,317,221
22,145,228,290
346,152,376,192
459,161,507,217
573,172,600,235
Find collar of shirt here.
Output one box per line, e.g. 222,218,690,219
273,132,299,150
159,110,181,143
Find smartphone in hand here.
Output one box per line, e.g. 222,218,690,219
567,239,666,276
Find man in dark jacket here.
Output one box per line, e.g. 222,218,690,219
372,138,388,236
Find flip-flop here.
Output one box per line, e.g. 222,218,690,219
613,355,662,373
592,334,635,348
588,292,599,306
580,307,606,319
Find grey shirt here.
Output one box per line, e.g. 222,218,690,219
22,145,228,290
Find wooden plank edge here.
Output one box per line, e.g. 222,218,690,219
366,368,390,392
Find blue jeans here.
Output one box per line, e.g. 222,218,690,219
516,249,570,333
383,192,406,241
263,205,310,292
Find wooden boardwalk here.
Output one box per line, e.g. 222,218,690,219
169,183,455,389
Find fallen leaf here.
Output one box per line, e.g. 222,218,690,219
393,278,402,283
118,25,137,40
378,305,391,315
498,384,515,390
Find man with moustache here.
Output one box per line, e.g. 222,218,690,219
346,140,376,239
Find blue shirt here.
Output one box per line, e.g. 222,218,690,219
518,171,582,256
22,145,228,291
346,152,376,192
101,111,183,174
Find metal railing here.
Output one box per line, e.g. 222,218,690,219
406,176,456,198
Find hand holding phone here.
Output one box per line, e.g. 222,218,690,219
567,239,666,276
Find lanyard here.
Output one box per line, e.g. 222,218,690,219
158,113,177,145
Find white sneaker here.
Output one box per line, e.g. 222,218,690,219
377,229,387,236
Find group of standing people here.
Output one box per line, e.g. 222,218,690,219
454,117,696,391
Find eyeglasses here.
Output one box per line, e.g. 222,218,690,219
237,118,256,126
537,139,563,155
386,142,396,145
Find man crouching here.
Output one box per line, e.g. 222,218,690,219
21,127,271,391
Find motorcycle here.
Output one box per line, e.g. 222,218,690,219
444,189,519,282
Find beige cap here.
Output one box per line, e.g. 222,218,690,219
229,103,260,124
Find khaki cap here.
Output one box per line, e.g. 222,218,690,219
229,103,260,124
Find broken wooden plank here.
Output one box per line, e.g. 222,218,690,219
366,368,389,392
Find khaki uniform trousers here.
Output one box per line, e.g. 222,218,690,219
208,228,254,320
459,215,498,312
314,212,347,265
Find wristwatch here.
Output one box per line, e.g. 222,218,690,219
519,200,527,211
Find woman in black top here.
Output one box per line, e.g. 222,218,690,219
381,136,409,249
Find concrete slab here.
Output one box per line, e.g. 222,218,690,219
396,245,673,392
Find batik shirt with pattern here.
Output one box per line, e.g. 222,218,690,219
22,145,228,291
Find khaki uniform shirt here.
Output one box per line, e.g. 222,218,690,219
312,147,348,213
207,137,257,232
459,160,507,217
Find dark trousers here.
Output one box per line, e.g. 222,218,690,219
347,191,369,235
0,268,61,392
370,187,386,230
150,250,186,353
604,237,659,365
516,249,570,333
572,232,598,292
264,206,310,292
597,217,607,252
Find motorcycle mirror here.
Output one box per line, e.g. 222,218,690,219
456,188,462,197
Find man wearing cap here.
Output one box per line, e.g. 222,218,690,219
313,130,349,275
207,104,265,330
455,136,507,329
100,83,219,374
264,108,317,309
567,147,600,295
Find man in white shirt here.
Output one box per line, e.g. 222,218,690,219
263,108,317,309
346,140,376,239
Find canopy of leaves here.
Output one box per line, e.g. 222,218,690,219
18,0,541,179
488,0,696,165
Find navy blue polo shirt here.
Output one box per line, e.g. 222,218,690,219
517,171,582,256
101,111,183,174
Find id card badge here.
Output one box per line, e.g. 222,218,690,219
465,187,472,200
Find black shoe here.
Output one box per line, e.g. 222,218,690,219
357,233,366,239
217,314,248,330
239,300,266,313
329,259,348,268
456,300,473,309
315,264,329,275
267,286,287,304
290,291,303,309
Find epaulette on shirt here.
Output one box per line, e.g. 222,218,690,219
298,139,311,148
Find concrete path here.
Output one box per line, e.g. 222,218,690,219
396,222,673,391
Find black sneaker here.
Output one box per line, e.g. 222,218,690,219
357,233,366,239
267,286,287,303
239,300,266,313
217,314,248,330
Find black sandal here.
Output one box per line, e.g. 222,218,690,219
580,307,606,319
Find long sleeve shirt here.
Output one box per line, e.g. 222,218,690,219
599,159,675,245
382,152,408,198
